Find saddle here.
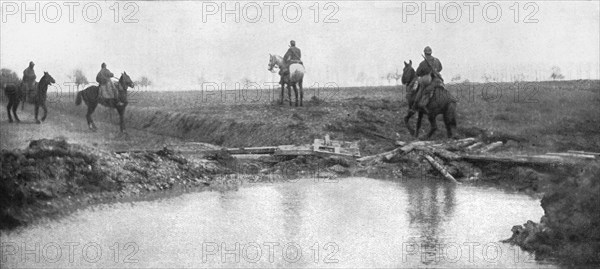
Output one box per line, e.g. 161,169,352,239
99,80,118,100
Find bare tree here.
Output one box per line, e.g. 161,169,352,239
550,66,564,80
387,69,402,85
68,69,88,90
0,68,20,89
136,76,152,89
0,68,21,101
451,74,462,82
241,77,253,87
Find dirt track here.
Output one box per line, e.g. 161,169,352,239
0,103,189,151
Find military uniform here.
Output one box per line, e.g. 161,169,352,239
280,40,303,84
96,64,118,102
22,62,37,101
412,47,444,111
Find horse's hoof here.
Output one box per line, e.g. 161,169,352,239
41,117,46,122
8,119,13,123
35,120,41,124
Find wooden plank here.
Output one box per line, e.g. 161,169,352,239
546,152,596,159
274,149,315,156
226,147,278,154
424,154,460,184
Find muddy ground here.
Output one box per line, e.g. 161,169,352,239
1,80,599,265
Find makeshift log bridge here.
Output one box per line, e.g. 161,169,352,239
357,138,599,184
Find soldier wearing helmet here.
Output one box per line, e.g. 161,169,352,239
280,40,303,84
412,46,444,113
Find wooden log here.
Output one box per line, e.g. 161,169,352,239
395,141,407,146
462,154,578,165
567,150,600,156
357,147,402,162
436,138,477,151
432,148,462,161
424,154,460,184
466,142,484,151
545,152,596,159
479,141,503,153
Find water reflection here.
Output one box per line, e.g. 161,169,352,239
403,180,457,265
1,178,554,268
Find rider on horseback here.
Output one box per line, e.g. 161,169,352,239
280,40,303,85
96,63,122,106
22,61,37,100
412,46,444,113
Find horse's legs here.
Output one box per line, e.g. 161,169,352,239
443,111,453,138
299,80,303,106
415,111,424,138
426,114,438,138
41,102,48,122
280,84,285,105
86,103,98,130
292,84,299,107
404,110,416,136
6,101,13,123
287,85,293,106
34,104,41,124
117,105,126,133
11,101,20,122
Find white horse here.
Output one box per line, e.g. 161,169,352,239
268,54,305,106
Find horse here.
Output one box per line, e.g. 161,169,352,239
4,83,24,123
268,54,305,106
3,72,55,123
75,72,134,132
401,60,457,139
33,72,56,123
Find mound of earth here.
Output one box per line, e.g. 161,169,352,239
0,138,228,230
504,162,600,265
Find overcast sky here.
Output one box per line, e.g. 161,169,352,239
1,1,599,90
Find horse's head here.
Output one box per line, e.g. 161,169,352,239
401,60,415,85
267,54,281,73
119,72,135,89
41,72,56,85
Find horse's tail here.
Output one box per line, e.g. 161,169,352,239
445,100,457,128
75,90,83,106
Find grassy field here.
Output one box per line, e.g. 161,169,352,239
25,79,600,155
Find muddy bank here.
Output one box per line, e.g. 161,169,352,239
0,138,235,230
503,162,600,265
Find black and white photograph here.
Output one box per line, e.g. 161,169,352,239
1,1,599,268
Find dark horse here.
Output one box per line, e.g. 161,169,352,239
33,72,56,123
75,72,134,132
402,60,457,138
4,72,55,123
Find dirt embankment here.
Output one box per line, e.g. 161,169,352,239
503,163,600,265
0,138,234,229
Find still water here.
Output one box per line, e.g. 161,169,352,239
1,177,558,268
